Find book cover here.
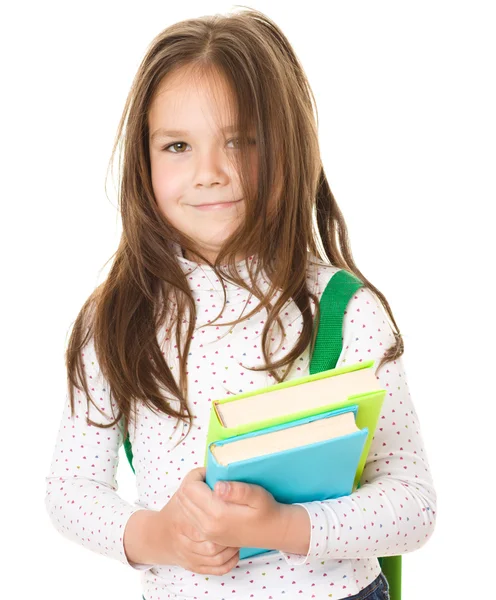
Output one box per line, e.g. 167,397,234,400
205,405,368,560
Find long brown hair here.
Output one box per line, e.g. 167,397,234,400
65,6,404,446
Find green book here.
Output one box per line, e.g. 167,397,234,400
204,359,385,491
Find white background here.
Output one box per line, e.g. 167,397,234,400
2,1,494,598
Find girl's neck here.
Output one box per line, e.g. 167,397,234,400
181,246,253,267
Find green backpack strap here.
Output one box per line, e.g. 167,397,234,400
380,554,402,599
310,269,363,374
310,268,402,600
124,431,135,474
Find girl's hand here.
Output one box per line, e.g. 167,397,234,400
149,468,240,575
175,467,288,551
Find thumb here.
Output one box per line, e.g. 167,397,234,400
185,466,206,482
215,480,256,505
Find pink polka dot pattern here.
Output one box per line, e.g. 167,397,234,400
45,243,436,599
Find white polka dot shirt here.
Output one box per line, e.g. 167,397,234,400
45,244,436,599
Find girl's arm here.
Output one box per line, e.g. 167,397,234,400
278,286,437,565
44,336,153,571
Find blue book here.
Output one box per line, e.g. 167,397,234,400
205,405,368,560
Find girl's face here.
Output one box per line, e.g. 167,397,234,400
148,68,258,264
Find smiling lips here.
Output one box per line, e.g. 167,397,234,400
192,199,243,210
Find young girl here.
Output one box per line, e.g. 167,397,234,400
45,7,436,600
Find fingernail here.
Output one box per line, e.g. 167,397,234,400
218,481,229,495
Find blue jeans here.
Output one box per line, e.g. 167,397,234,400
346,572,390,600
141,571,390,600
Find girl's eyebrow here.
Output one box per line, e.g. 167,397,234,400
150,124,238,141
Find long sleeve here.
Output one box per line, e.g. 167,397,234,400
279,286,437,566
44,336,153,571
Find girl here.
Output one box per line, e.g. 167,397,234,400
45,7,436,600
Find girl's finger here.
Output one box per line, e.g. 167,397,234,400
180,524,206,543
187,537,226,558
190,541,240,567
178,490,212,531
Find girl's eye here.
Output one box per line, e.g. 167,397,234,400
228,137,257,148
163,141,190,154
162,137,256,153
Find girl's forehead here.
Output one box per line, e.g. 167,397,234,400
149,69,238,130
154,66,234,106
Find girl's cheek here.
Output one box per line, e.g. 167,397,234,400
153,169,184,202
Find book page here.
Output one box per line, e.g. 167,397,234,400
211,411,359,466
217,365,380,428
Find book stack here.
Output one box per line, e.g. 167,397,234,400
204,360,386,559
